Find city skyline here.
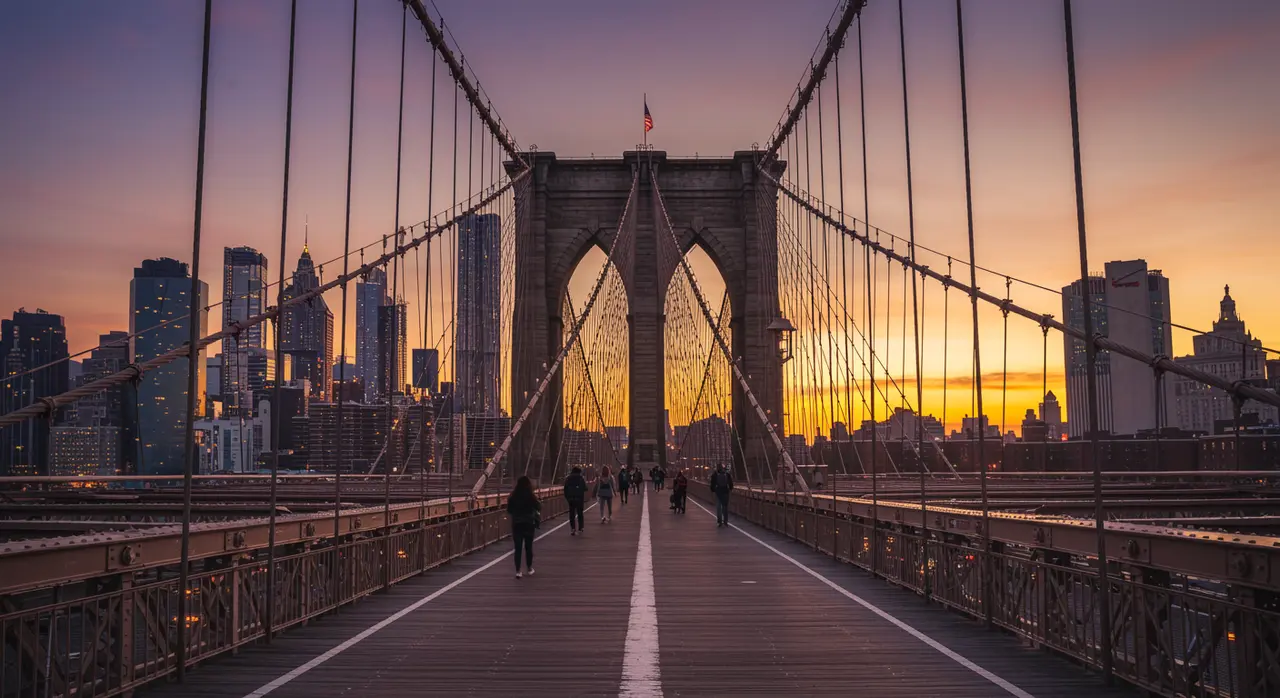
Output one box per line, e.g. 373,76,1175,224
1,1,1278,439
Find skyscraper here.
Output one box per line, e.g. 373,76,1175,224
1062,260,1172,437
75,330,129,428
221,247,267,415
0,309,70,475
377,302,407,398
281,243,334,401
1171,286,1277,433
455,213,501,416
356,267,390,403
412,347,440,393
1038,390,1064,441
128,258,208,476
61,330,131,476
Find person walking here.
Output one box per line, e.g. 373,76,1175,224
631,466,643,494
617,466,630,504
563,466,588,536
672,469,689,514
709,463,734,527
507,475,541,578
593,465,616,523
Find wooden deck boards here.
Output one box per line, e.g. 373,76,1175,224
662,495,1135,697
141,488,1137,697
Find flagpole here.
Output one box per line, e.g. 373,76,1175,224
643,92,648,149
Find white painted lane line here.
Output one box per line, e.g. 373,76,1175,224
620,488,662,697
243,504,594,698
691,499,1036,698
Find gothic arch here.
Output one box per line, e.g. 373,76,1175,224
507,151,785,483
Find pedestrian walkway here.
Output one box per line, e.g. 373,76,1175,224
143,490,1136,697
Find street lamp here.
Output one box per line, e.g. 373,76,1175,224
768,318,796,363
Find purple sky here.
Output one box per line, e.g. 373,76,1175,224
2,0,1278,430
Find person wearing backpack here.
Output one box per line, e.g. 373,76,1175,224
709,463,734,527
593,465,616,523
507,476,542,578
563,466,588,536
617,466,630,504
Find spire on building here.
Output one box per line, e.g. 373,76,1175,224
295,240,315,275
1220,284,1237,322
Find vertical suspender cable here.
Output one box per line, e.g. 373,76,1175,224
265,0,298,643
943,258,951,444
834,42,854,455
176,0,213,680
450,64,459,497
884,247,893,471
1042,324,1049,415
334,0,360,599
954,0,991,626
1063,0,1113,679
817,74,843,476
419,40,437,571
856,15,878,578
898,0,928,588
384,1,408,593
1001,278,1011,440
803,106,820,461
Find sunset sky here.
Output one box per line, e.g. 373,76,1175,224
1,0,1278,436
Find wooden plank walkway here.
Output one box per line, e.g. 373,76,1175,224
143,488,1138,697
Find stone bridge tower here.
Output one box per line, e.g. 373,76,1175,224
507,150,786,484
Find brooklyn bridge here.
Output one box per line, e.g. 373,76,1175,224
1,1,1278,696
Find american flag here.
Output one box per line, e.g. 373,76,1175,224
644,101,653,133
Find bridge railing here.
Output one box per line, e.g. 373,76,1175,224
0,488,565,698
700,483,1280,698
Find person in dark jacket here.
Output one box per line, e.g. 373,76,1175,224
617,467,630,504
563,466,588,535
631,466,643,494
507,476,542,578
709,463,734,527
672,469,689,513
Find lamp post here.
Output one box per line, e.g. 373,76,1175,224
768,318,796,364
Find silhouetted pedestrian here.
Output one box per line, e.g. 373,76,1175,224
594,465,616,523
507,476,541,578
709,463,734,527
618,467,631,504
563,466,588,536
672,469,689,513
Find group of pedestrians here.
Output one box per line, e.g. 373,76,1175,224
505,462,737,578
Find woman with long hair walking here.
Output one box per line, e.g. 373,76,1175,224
593,465,616,523
507,475,541,578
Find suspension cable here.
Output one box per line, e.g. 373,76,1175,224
264,0,299,644
175,0,213,679
651,172,812,498
470,174,641,495
760,171,1280,413
763,1,866,162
